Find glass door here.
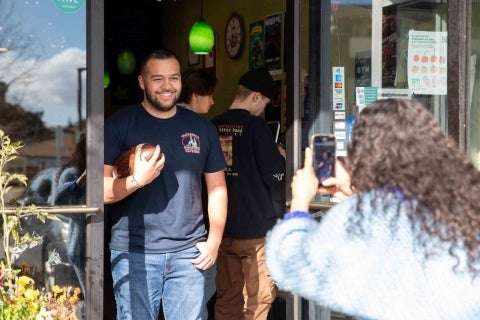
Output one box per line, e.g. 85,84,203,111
470,1,480,168
0,1,96,318
299,0,449,205
379,0,448,130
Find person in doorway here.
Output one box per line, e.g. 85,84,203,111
104,48,228,320
266,98,480,320
178,68,217,114
211,68,286,320
53,132,87,319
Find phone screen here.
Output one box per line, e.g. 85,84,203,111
312,134,336,186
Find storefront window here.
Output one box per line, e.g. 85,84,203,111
382,1,448,130
301,0,449,199
470,1,480,168
294,1,462,318
0,0,87,303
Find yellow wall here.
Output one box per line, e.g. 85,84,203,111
161,0,286,120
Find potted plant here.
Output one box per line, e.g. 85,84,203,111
0,129,81,319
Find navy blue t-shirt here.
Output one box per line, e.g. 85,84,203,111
105,104,226,253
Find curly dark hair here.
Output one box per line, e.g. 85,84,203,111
178,69,216,104
55,133,86,183
347,98,480,276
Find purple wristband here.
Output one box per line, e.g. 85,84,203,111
283,211,312,220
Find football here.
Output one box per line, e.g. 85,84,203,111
113,143,160,178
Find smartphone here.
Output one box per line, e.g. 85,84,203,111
311,134,336,187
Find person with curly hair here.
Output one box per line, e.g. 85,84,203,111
266,98,480,320
54,132,87,318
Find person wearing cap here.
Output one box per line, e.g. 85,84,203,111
211,68,286,320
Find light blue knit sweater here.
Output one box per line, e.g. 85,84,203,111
266,192,480,320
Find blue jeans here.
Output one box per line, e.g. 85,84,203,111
205,262,217,301
111,247,214,320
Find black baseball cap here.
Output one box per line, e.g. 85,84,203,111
238,68,274,100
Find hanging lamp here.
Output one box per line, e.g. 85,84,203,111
188,0,214,54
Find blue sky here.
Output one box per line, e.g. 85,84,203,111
1,0,86,127
19,0,86,56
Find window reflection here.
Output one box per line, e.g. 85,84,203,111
302,0,449,160
390,1,448,130
0,0,87,310
0,0,87,178
470,1,480,167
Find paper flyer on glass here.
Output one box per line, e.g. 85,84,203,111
408,30,448,95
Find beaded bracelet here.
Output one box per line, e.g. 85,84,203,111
131,175,144,188
283,211,312,221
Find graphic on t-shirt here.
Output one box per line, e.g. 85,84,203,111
219,135,233,167
181,133,201,154
273,173,284,181
217,124,244,136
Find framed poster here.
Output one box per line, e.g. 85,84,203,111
264,12,282,73
204,46,215,69
188,43,200,66
249,20,265,69
204,44,216,77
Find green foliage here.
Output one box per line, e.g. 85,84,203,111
0,102,53,144
0,129,80,319
0,129,51,278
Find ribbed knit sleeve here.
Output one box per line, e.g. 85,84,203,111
265,193,480,320
266,200,354,311
265,215,318,296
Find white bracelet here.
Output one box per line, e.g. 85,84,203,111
131,175,144,188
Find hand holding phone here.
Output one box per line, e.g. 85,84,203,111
320,159,353,200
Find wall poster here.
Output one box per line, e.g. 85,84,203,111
249,20,265,69
264,12,282,74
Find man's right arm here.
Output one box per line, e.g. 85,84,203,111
104,165,143,204
104,145,165,204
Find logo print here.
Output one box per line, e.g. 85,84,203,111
182,133,201,154
273,173,284,181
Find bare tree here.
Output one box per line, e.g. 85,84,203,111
0,0,43,98
0,1,50,141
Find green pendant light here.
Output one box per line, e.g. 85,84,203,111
104,71,110,88
188,0,214,54
117,49,136,75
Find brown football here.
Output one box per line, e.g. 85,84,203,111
113,143,160,178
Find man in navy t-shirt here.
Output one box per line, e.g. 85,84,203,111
104,48,227,320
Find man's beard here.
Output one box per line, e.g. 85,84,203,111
145,90,177,112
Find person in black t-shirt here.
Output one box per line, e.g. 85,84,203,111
211,68,285,320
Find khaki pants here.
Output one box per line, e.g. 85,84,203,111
214,237,276,320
